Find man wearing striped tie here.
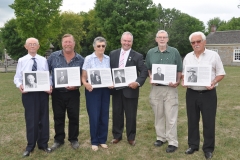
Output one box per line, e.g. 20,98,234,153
14,37,52,157
109,32,148,146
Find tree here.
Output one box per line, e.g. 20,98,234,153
168,12,205,56
0,19,26,60
10,0,62,55
52,11,86,54
80,10,103,57
95,0,157,55
218,17,240,31
206,17,226,33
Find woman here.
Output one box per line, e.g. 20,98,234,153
82,37,112,151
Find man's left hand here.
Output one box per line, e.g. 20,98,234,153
128,82,139,89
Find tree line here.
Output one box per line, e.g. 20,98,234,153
0,0,240,60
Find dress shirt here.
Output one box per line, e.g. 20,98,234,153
145,46,183,72
82,52,110,70
183,48,226,90
118,48,130,67
47,50,84,88
14,53,49,88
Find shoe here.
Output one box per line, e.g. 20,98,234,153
39,147,52,153
71,141,79,149
128,140,136,146
154,140,165,147
204,152,213,159
92,145,98,151
185,148,199,154
100,144,108,149
111,139,121,144
166,145,177,153
51,142,63,151
22,150,30,157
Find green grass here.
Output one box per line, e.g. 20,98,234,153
0,66,240,160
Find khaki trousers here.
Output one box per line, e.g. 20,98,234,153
149,85,179,147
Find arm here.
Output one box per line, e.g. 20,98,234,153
206,75,225,90
82,70,93,92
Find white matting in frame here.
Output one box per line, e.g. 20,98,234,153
87,68,113,88
54,67,81,88
23,71,50,92
112,66,137,87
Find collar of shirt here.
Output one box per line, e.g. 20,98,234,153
153,45,170,53
56,50,82,61
93,52,109,59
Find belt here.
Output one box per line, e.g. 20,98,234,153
188,88,213,93
156,84,167,86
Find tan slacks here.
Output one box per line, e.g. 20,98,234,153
149,85,179,147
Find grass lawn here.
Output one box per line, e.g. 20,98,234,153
0,66,239,160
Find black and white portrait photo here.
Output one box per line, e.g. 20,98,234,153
25,73,37,88
114,69,126,84
90,70,101,85
153,67,165,81
57,70,68,84
187,67,198,82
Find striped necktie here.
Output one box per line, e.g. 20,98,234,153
119,51,125,68
32,58,37,71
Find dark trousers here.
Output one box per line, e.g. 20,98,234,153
52,89,80,143
112,90,138,141
85,88,110,145
186,88,217,152
22,92,49,152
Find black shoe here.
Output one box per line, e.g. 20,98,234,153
185,148,199,154
166,145,177,153
22,150,30,157
71,141,79,149
154,140,165,147
51,142,63,151
39,147,52,153
204,152,213,159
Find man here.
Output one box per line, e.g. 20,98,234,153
109,31,148,146
48,34,84,151
25,74,37,88
182,31,225,159
90,70,97,84
187,68,197,82
114,70,126,83
145,30,182,153
153,67,164,81
57,71,68,84
14,37,52,157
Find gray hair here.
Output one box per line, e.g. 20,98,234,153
25,37,39,44
156,30,168,38
93,36,107,47
189,31,206,41
121,31,134,41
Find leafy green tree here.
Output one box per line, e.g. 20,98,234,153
52,11,86,54
0,19,26,60
80,10,103,57
218,17,240,31
95,0,157,55
10,0,62,55
206,17,226,33
168,13,205,56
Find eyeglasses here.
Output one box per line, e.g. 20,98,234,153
27,43,38,46
156,36,168,39
96,45,106,48
190,40,202,45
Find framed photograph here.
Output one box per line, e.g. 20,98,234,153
112,66,137,87
23,71,50,92
151,64,177,85
87,68,113,88
184,65,212,86
54,67,81,88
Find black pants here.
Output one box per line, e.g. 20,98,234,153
52,89,80,143
112,89,138,141
22,92,49,152
186,88,217,152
